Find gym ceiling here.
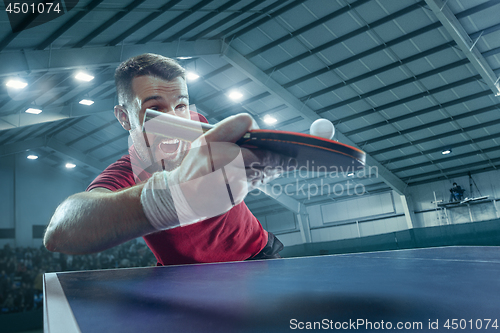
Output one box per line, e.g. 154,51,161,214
1,0,499,215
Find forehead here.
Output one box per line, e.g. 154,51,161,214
131,75,188,101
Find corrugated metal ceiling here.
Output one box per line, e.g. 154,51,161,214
1,0,499,214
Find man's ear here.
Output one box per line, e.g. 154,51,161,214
114,105,131,131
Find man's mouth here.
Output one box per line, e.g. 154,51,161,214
158,139,180,154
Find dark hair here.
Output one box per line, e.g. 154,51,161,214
115,53,186,107
453,182,457,185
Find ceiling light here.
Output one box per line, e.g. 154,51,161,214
263,115,277,124
347,172,355,177
186,72,200,81
65,163,76,169
6,79,27,89
27,155,38,160
177,56,192,60
442,149,452,155
79,99,94,106
228,91,243,100
75,72,94,82
25,108,42,114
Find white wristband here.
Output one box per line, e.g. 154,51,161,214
168,169,207,226
140,170,203,230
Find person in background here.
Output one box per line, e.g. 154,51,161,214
449,182,465,202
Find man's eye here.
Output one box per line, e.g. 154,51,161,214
176,104,187,111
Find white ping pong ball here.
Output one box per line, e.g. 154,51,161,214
310,119,335,140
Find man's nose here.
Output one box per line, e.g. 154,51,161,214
166,109,182,117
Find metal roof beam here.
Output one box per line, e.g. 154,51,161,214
0,137,47,157
98,149,129,163
262,0,497,79
191,41,455,109
295,41,456,98
0,12,39,52
83,132,129,154
274,1,499,90
372,116,500,157
210,92,271,117
372,104,500,145
221,44,407,194
470,22,500,40
286,19,500,91
357,93,499,146
346,90,492,136
454,0,500,19
317,59,469,114
47,138,110,172
382,132,500,165
394,145,500,173
0,127,27,146
0,70,113,116
0,40,222,77
66,119,117,147
5,123,50,144
483,46,500,59
188,0,266,41
319,75,480,117
407,163,500,186
107,0,183,46
245,0,408,59
273,116,303,128
138,0,216,45
163,0,242,43
192,78,252,105
35,0,105,51
36,118,83,139
267,21,441,75
73,0,148,48
0,114,75,132
211,0,300,40
0,97,115,131
403,157,500,185
425,0,500,96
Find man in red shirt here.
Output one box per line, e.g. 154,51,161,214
44,53,284,265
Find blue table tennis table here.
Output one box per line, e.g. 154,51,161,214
44,246,500,332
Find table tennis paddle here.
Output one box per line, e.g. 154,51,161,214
143,109,365,171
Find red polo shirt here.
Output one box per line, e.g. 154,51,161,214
87,112,267,265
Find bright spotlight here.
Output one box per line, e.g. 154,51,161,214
263,115,277,124
25,108,42,114
75,72,94,82
186,72,200,81
228,91,243,100
6,79,27,89
79,99,94,106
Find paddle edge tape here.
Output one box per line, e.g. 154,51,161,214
44,273,81,333
237,130,366,166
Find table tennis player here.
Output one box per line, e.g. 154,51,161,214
44,53,286,265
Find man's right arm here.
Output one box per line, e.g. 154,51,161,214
44,113,288,255
44,185,156,255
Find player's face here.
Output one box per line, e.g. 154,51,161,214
128,75,191,171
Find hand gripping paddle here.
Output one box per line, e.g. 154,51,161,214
143,110,365,171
